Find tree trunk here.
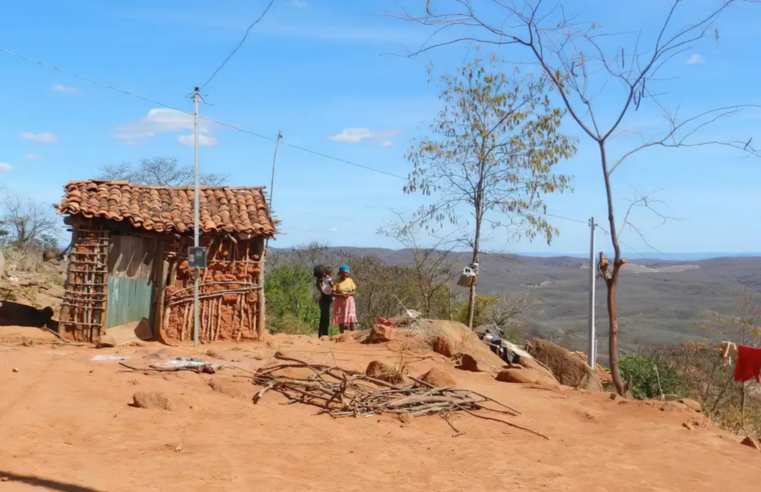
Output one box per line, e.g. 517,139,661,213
599,142,626,395
466,217,481,329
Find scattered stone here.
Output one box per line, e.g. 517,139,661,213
12,368,19,373
661,401,689,413
206,349,225,359
419,368,457,387
96,335,117,348
366,324,395,343
431,336,453,358
678,398,702,412
208,378,254,401
682,422,694,431
365,360,406,385
457,354,480,372
397,413,414,425
132,391,174,411
610,393,623,402
741,436,761,450
337,332,355,343
320,336,331,342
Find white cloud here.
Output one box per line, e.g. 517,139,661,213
25,154,43,161
19,132,58,143
115,108,212,143
52,84,81,94
379,140,394,148
178,134,218,147
0,163,13,172
685,54,706,65
329,127,401,144
287,0,308,6
329,226,338,232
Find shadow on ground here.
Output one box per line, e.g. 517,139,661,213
0,300,59,332
0,471,105,492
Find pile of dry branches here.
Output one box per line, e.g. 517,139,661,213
250,352,547,439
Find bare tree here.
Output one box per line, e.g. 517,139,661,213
99,157,226,187
397,0,760,393
404,56,576,328
379,213,459,317
0,193,58,250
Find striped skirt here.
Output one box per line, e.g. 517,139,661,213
332,295,357,325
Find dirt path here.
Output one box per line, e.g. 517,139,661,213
1,327,759,491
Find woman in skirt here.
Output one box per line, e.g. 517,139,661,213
332,264,357,333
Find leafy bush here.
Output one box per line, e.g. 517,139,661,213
618,352,686,400
265,264,320,334
268,313,317,336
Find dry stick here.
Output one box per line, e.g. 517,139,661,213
215,296,222,341
454,405,549,441
181,303,190,342
41,326,69,343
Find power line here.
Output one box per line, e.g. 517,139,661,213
0,47,406,180
198,0,276,90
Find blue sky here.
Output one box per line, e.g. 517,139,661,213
0,0,759,256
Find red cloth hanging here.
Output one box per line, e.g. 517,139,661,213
734,345,761,382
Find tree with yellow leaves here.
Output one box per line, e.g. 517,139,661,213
404,55,576,328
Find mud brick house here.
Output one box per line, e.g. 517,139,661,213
56,180,276,343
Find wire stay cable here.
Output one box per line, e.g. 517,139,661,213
198,0,276,90
0,47,406,180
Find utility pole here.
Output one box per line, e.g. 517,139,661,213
192,87,201,346
588,217,596,369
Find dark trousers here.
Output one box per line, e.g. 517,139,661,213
318,295,332,337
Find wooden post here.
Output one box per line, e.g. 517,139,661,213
257,249,266,340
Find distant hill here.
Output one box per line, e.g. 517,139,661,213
299,247,761,363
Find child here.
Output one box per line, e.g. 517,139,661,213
314,265,333,338
332,264,357,333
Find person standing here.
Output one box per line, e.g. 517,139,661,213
332,264,357,333
314,265,333,338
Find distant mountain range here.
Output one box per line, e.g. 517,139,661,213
514,252,761,261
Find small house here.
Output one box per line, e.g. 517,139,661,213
56,180,276,343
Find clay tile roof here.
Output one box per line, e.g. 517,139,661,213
57,180,276,237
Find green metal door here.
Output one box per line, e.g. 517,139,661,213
104,276,155,330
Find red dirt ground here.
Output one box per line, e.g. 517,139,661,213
1,325,760,491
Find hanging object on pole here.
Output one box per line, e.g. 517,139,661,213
457,262,479,288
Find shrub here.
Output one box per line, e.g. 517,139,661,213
268,313,316,336
618,352,686,400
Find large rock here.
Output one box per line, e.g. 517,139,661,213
526,338,604,391
419,367,457,387
457,354,481,372
496,366,559,387
132,391,174,411
431,336,453,358
412,319,505,370
661,401,690,413
365,360,406,385
366,324,395,343
678,398,702,412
